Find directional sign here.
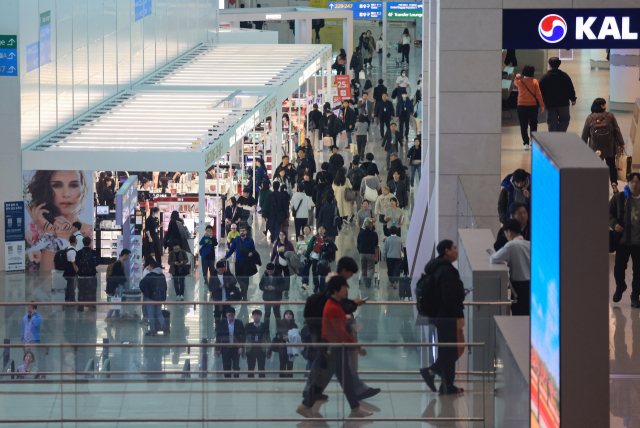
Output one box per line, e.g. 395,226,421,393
0,35,17,76
136,0,153,21
328,2,383,20
26,42,39,73
40,11,51,66
387,2,423,19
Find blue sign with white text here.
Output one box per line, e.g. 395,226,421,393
504,9,640,49
26,42,39,73
0,35,18,76
387,2,423,11
5,202,25,242
143,0,153,18
136,0,153,21
328,2,383,20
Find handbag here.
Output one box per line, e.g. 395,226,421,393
344,187,356,202
359,71,366,80
278,254,288,266
364,183,379,202
616,149,632,182
107,296,121,310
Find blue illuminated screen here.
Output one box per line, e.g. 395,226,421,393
531,142,560,428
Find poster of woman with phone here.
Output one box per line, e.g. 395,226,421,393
23,170,93,271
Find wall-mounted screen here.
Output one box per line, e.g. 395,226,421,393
531,142,561,428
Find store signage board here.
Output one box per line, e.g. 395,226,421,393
335,75,351,101
328,2,383,20
0,35,18,76
266,14,281,19
116,176,139,226
4,201,25,271
504,9,640,49
40,11,51,66
386,2,422,19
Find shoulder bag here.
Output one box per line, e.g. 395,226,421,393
344,187,356,202
520,79,540,109
364,182,379,202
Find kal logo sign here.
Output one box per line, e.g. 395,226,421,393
539,14,567,43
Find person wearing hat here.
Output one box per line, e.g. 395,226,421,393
237,187,257,227
215,306,246,378
259,263,285,328
381,122,403,169
208,261,241,322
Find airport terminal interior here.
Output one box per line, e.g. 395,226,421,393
0,1,639,427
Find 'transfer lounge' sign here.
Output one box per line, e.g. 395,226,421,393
503,9,640,49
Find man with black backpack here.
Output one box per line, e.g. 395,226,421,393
139,260,168,337
73,237,98,312
418,240,467,395
56,235,78,305
322,107,340,146
347,157,365,212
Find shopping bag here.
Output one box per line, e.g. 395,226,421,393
323,136,332,148
108,296,121,310
350,144,357,155
359,71,366,80
617,150,632,182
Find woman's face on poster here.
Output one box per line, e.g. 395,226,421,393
50,171,82,216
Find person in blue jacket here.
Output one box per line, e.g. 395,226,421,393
21,303,42,345
248,158,269,194
498,169,531,224
395,91,414,143
222,225,258,301
199,225,219,282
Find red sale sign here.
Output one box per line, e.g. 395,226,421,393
334,75,351,102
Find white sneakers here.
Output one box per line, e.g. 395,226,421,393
176,295,184,301
348,407,374,418
524,144,530,151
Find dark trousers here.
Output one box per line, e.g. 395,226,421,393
302,348,360,410
201,258,216,283
614,244,640,300
401,44,410,63
264,303,281,328
430,319,459,389
356,135,367,159
605,156,618,184
64,276,76,302
383,224,402,238
269,221,282,245
247,350,267,378
311,259,326,293
516,105,538,145
213,304,232,324
173,275,185,296
510,280,530,316
77,276,97,311
379,118,391,138
235,260,253,300
275,264,291,292
278,349,294,377
294,218,308,237
399,116,410,141
221,348,241,378
546,105,570,132
386,258,402,284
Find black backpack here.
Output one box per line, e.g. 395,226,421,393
362,38,369,51
76,248,97,276
148,274,168,301
332,116,345,135
304,291,329,333
415,273,440,318
54,248,72,272
349,167,364,191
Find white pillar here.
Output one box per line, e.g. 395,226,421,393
609,49,640,111
198,171,206,255
326,60,332,106
344,16,354,79
275,99,282,176
382,2,388,75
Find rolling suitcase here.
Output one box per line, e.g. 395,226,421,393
156,308,170,334
398,276,412,299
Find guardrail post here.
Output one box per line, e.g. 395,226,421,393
3,339,9,368
200,338,208,379
101,359,110,379
85,358,94,379
102,338,109,365
182,359,191,379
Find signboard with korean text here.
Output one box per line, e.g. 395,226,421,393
0,35,18,76
335,75,351,102
328,2,383,20
386,2,423,19
5,201,25,272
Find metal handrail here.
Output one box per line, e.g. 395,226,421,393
0,300,513,306
0,417,484,423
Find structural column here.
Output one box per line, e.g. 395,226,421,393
609,49,640,111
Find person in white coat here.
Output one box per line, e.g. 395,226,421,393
290,184,312,237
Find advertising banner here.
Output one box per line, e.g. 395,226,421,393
334,75,351,102
23,170,93,272
5,201,25,272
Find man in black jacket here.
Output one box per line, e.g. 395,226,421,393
215,307,246,378
373,79,387,105
420,240,466,395
315,162,333,186
610,173,640,308
322,108,339,145
139,260,168,336
387,152,407,182
357,221,378,288
494,202,530,251
275,156,297,183
265,182,288,244
388,171,409,209
245,309,271,378
381,124,403,169
208,261,242,322
259,263,285,328
375,93,395,139
538,57,577,132
339,99,357,149
309,103,323,145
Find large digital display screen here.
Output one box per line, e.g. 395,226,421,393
531,142,560,428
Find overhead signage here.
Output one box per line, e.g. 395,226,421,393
328,2,383,20
386,2,422,19
40,11,51,66
265,14,282,19
504,9,640,49
135,0,152,22
0,35,18,76
5,201,25,272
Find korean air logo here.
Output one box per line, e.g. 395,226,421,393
539,14,567,43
